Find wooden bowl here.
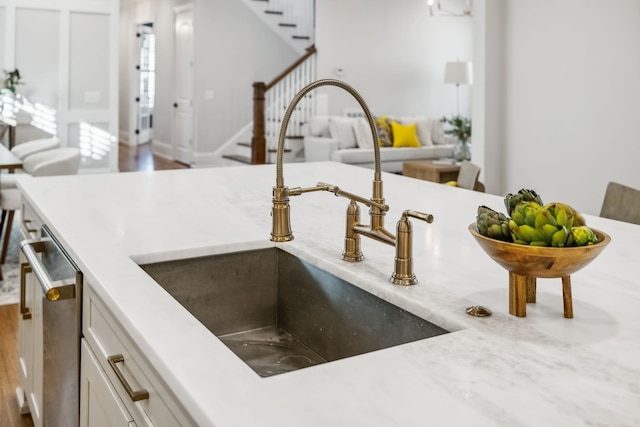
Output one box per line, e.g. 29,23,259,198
468,223,611,278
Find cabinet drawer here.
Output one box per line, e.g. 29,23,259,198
21,201,43,240
83,285,193,426
81,339,137,426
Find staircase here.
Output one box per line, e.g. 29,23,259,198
221,46,317,165
215,1,316,166
242,0,315,55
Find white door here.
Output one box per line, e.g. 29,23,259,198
136,24,155,145
173,5,194,165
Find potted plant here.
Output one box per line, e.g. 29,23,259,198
2,68,23,94
443,115,472,161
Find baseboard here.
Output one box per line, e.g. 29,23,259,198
118,130,129,144
151,139,172,159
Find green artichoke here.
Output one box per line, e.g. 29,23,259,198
544,202,586,228
504,189,544,216
567,226,599,246
476,205,512,242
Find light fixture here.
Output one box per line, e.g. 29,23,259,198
427,0,472,17
444,61,472,116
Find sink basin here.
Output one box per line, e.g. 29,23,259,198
140,248,448,377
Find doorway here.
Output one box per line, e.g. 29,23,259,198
173,4,194,165
135,23,155,145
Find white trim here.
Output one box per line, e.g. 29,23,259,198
3,5,16,69
58,9,70,145
151,138,172,159
119,129,129,143
211,121,253,156
172,3,193,14
0,0,112,13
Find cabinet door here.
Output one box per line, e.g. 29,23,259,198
81,339,137,427
17,257,43,427
83,284,194,426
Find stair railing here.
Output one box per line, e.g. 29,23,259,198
252,45,317,164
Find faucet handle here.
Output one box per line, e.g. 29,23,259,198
404,210,434,223
390,209,434,286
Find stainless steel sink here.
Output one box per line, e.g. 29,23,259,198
140,248,448,377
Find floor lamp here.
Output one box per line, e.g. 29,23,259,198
444,61,472,116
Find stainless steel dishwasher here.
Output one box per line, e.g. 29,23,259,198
21,224,82,427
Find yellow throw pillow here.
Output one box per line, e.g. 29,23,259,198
391,121,421,148
375,116,393,147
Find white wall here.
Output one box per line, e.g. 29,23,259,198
478,0,640,215
119,0,191,150
0,0,120,173
315,0,473,118
193,0,299,160
119,0,299,165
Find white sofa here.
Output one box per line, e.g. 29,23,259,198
302,115,455,173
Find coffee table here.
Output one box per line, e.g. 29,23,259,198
402,160,460,184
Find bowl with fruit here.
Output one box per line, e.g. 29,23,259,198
469,189,611,318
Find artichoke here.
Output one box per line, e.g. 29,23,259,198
476,189,597,248
476,205,512,242
510,201,545,228
567,226,599,246
544,202,586,228
504,189,544,216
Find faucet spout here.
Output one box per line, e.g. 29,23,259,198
271,79,387,242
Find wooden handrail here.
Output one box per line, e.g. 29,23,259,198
265,46,316,91
251,46,317,165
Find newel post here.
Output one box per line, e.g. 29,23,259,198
252,82,267,165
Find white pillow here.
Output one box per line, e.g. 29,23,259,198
429,118,447,145
352,118,374,148
329,117,357,149
308,116,331,137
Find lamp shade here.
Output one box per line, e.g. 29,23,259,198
444,61,473,85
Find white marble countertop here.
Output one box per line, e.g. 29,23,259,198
17,162,640,426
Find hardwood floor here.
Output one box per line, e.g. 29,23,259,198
0,304,34,427
118,142,190,172
0,143,188,427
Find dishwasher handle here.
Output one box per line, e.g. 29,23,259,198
21,238,76,302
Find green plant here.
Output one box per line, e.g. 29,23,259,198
2,68,23,94
443,115,471,143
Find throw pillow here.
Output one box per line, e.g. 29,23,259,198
329,117,357,149
352,118,374,148
308,116,331,137
398,116,433,146
429,118,447,145
391,121,421,148
374,116,393,147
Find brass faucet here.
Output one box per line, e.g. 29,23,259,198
270,79,433,285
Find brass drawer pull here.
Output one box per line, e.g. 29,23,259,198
22,218,38,234
107,354,150,402
19,263,32,320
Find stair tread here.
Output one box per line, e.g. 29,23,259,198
279,23,297,27
292,35,310,40
222,154,252,164
265,10,283,15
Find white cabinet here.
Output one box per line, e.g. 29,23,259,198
81,339,137,427
16,202,44,427
82,284,194,427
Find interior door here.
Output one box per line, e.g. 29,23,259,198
135,24,155,145
173,5,194,165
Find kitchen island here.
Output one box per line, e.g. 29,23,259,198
17,162,640,426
